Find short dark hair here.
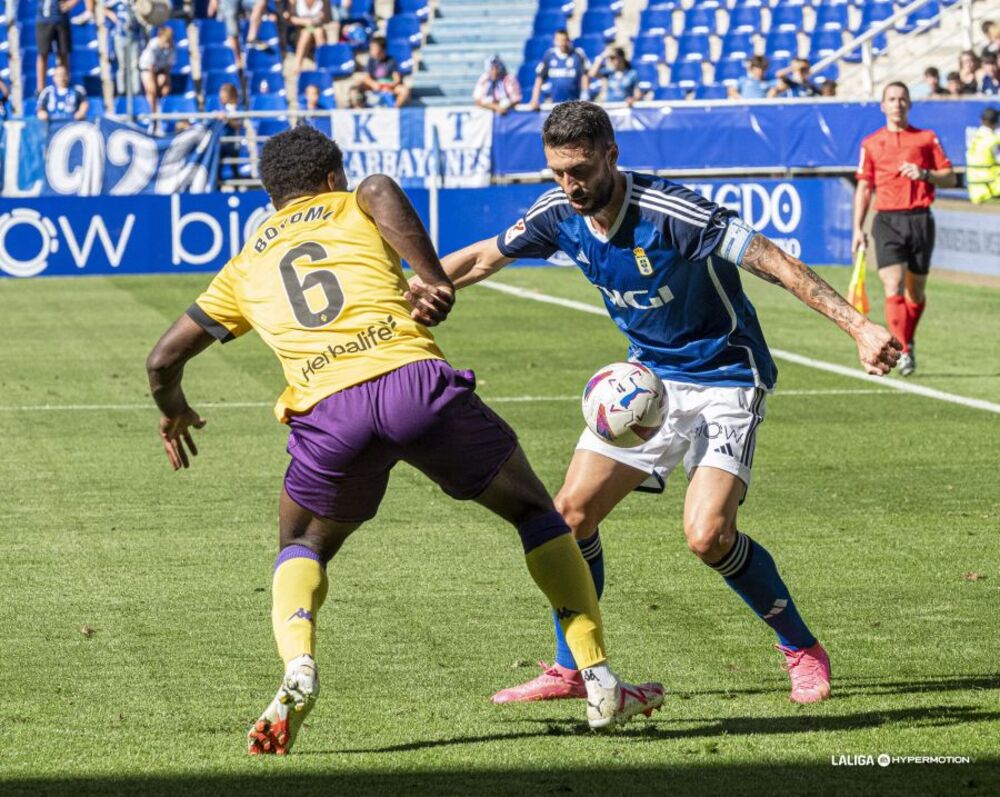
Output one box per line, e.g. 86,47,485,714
946,70,961,81
749,55,769,70
542,101,615,151
924,66,940,79
370,35,386,49
882,81,910,100
260,125,344,205
554,28,569,37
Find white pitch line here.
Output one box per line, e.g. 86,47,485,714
480,281,1000,415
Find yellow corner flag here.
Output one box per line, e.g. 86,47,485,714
847,247,870,316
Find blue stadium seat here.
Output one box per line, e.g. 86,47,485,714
856,0,894,32
726,6,761,35
517,63,538,94
160,95,198,133
17,0,37,21
729,0,764,7
770,6,803,33
681,7,716,35
810,29,843,55
171,48,192,74
256,118,291,137
201,45,237,73
533,10,566,37
580,9,616,41
164,19,189,48
815,5,849,31
70,23,99,51
205,94,243,112
720,33,753,61
714,59,745,85
765,31,799,59
114,95,152,116
669,60,702,88
0,50,8,79
246,46,282,74
811,60,839,83
86,96,104,119
897,1,940,34
342,0,375,20
197,19,228,47
394,0,429,23
632,34,666,64
638,6,673,36
524,35,550,66
315,43,355,78
654,85,687,100
204,70,238,97
257,20,280,48
23,98,38,116
587,0,624,14
765,56,790,79
250,93,288,111
298,69,334,96
386,13,422,47
694,84,727,99
386,39,414,75
843,31,887,61
691,0,722,9
538,0,575,12
170,73,196,96
247,70,286,95
675,33,710,62
574,34,606,62
70,48,100,78
634,62,660,92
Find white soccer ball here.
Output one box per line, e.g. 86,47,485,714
582,362,666,448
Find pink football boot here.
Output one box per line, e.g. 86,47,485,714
778,642,832,704
491,661,586,704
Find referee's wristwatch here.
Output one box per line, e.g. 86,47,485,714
919,168,930,182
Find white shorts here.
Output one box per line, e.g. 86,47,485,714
576,379,768,492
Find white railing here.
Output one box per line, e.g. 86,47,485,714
809,0,977,98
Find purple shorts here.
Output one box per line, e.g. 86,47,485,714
283,359,519,522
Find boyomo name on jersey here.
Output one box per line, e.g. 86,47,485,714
188,189,444,422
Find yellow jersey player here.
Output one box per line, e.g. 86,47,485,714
146,126,663,755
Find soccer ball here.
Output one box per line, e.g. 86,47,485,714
582,362,666,448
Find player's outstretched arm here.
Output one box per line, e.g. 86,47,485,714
146,314,215,470
440,237,515,289
356,173,455,327
739,233,902,376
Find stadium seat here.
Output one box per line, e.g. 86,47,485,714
202,45,237,73
727,6,761,34
22,97,37,116
256,118,290,137
587,0,624,13
342,0,375,20
765,56,790,79
70,22,98,51
395,0,430,23
196,19,228,48
654,85,687,100
856,0,894,32
204,70,238,97
386,13,422,48
675,33,711,62
113,95,152,116
632,35,666,64
168,48,191,75
524,35,551,67
681,7,716,35
765,31,799,59
694,84,727,99
714,59,745,85
533,10,567,37
386,39,414,75
814,4,849,31
770,6,804,33
669,60,703,88
164,19,189,48
0,50,8,80
810,29,844,56
298,69,334,96
16,0,36,21
160,95,198,133
247,71,286,96
539,0,575,12
580,9,616,41
574,34,605,62
634,62,661,92
897,1,940,34
246,47,282,75
720,32,753,61
70,48,100,79
517,63,538,94
315,43,356,78
638,6,673,37
729,0,764,8
843,31,887,61
811,60,839,83
249,93,287,112
170,73,196,96
257,19,280,48
86,96,104,119
205,94,242,112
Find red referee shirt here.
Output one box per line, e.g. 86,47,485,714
855,125,952,211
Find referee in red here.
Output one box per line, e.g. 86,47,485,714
853,82,956,377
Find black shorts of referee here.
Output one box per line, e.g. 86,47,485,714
872,208,935,275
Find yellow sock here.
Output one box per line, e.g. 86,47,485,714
271,546,329,665
524,533,607,669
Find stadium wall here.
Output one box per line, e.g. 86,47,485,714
0,179,853,278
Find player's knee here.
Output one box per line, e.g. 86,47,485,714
684,517,734,561
554,492,597,539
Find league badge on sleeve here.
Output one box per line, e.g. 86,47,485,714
633,247,653,276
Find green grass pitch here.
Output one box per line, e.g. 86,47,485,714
1,266,998,796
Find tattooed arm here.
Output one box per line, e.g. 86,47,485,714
738,232,902,376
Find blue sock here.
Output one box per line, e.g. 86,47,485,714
711,531,816,650
553,530,604,670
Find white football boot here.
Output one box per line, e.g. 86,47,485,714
586,677,665,730
247,655,319,755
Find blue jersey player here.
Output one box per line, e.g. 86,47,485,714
432,102,901,706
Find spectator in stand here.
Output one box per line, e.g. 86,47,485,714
728,55,773,100
819,80,837,97
301,83,332,112
945,70,965,97
771,58,818,97
981,54,1000,95
208,0,267,61
107,0,147,97
981,21,1000,58
528,29,589,111
967,107,1000,203
347,85,367,108
957,50,980,93
139,25,176,132
589,46,639,105
285,0,329,76
214,82,243,182
37,65,88,120
0,77,9,120
910,67,948,99
35,0,74,96
473,55,522,114
359,36,410,107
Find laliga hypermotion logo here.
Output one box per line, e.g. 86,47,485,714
0,209,59,277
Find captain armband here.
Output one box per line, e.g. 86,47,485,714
713,217,758,266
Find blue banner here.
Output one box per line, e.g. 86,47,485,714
1,118,223,197
0,178,852,278
491,100,990,174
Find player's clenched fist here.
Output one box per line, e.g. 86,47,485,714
405,276,455,327
853,321,902,375
159,408,206,470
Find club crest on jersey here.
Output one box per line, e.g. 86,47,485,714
633,247,653,276
505,219,527,245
